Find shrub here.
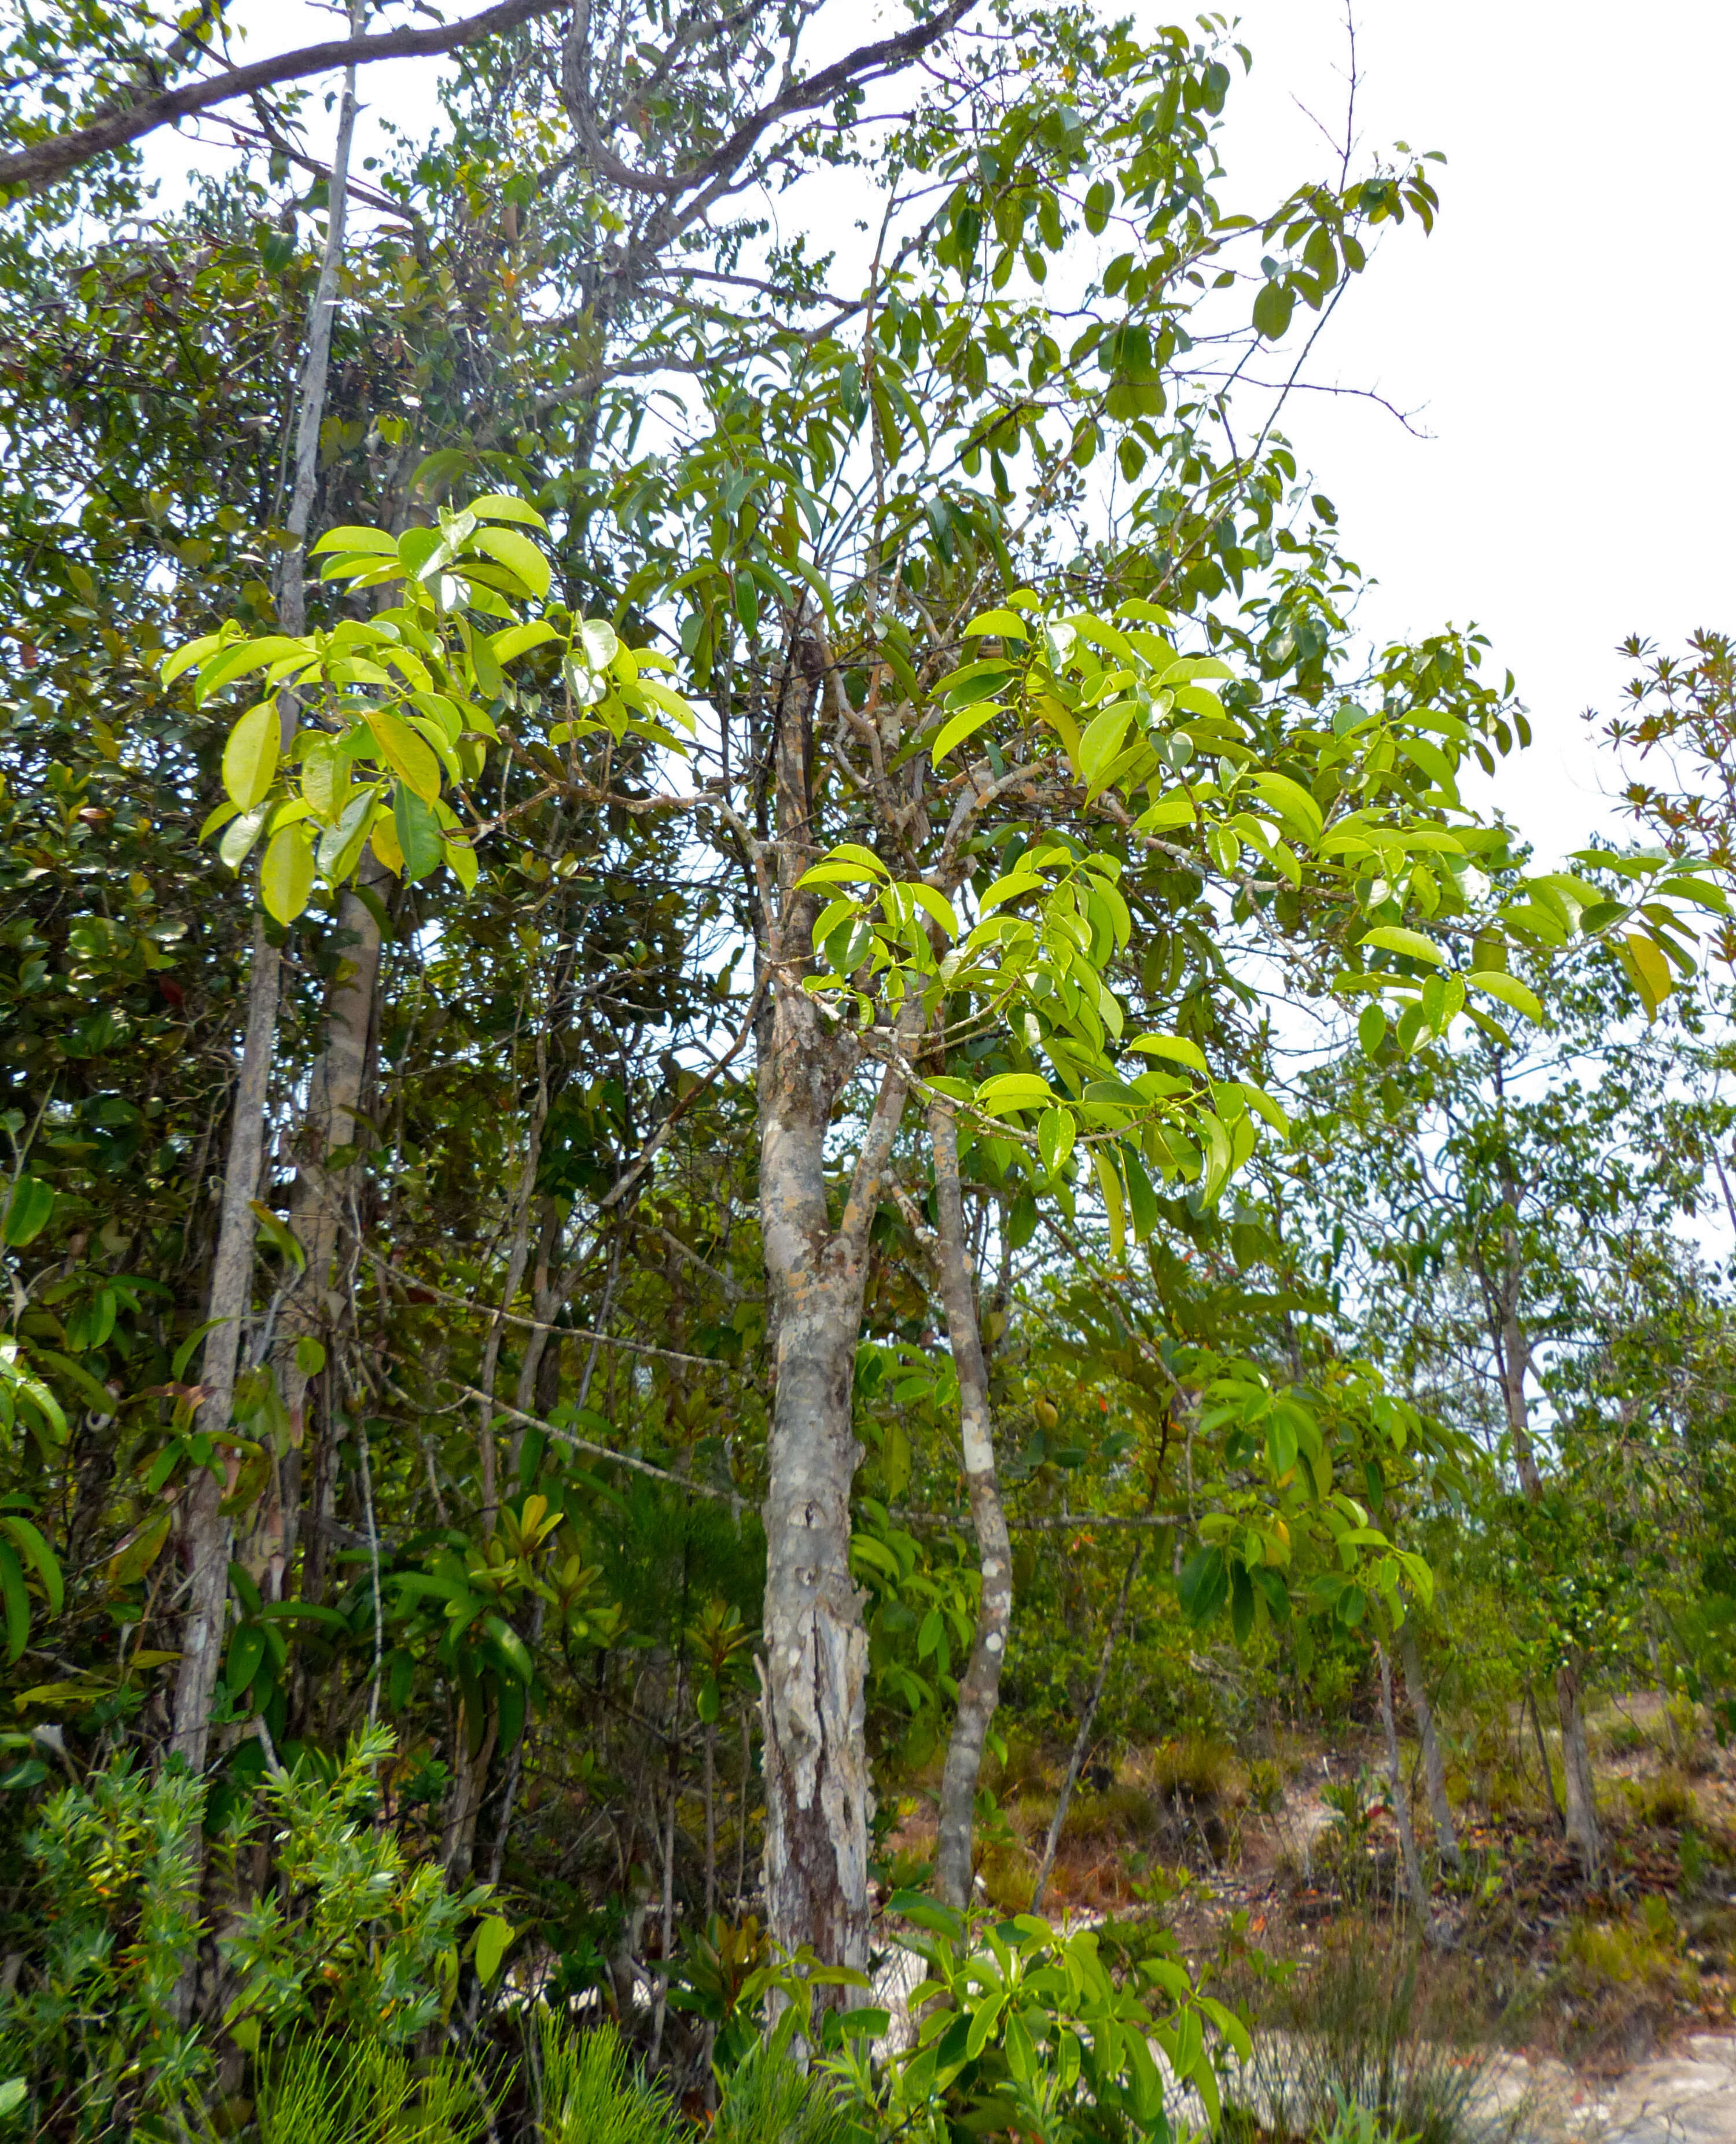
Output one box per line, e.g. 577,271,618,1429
1149,1734,1236,1804
0,1756,212,2139
220,1727,495,2053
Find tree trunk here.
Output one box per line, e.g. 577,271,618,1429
441,1698,498,1882
1031,1536,1143,1915
930,1093,1012,1912
243,861,386,1598
170,924,279,1771
1557,1656,1600,1865
1398,1620,1459,1870
756,635,915,1985
172,14,359,1762
1375,1639,1433,1935
1493,1185,1599,1868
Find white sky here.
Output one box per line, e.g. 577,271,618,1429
148,0,1736,872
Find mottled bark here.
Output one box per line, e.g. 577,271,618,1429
1398,1620,1459,1869
930,1094,1012,1911
1556,1657,1599,1864
756,638,917,1985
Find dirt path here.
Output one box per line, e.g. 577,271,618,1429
1482,2035,1736,2144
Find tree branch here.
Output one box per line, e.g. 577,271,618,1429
1,0,568,198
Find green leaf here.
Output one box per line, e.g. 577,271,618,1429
249,1201,307,1272
1358,926,1446,967
1357,1003,1388,1058
1252,278,1294,339
0,1518,62,1616
259,823,315,925
226,1621,266,1696
0,2077,25,2118
1467,970,1543,1024
475,1914,516,1986
222,701,279,811
1250,771,1323,847
393,789,445,883
472,526,551,601
0,1543,29,1662
977,1073,1054,1116
579,619,619,670
219,804,270,870
930,700,1003,764
1038,1107,1075,1175
2,1176,53,1248
486,1614,535,1683
1128,1033,1208,1075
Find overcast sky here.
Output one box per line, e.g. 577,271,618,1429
1213,0,1736,865
151,0,1736,869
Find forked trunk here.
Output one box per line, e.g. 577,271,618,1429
755,633,914,1982
930,1093,1012,1911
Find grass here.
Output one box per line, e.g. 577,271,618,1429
255,2039,488,2144
713,2040,857,2144
535,2017,683,2144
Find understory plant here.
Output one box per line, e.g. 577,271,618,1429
253,2036,489,2144
0,1757,212,2139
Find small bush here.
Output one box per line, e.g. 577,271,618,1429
1551,1899,1696,2064
1149,1734,1235,1804
1060,1781,1157,1844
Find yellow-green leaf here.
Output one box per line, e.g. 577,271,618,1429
468,493,549,529
1358,926,1446,967
1128,1033,1208,1075
366,712,442,804
475,1914,515,1987
472,526,551,601
963,608,1029,640
1250,771,1323,847
222,701,279,811
1617,931,1674,1020
1467,970,1543,1024
259,823,315,924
